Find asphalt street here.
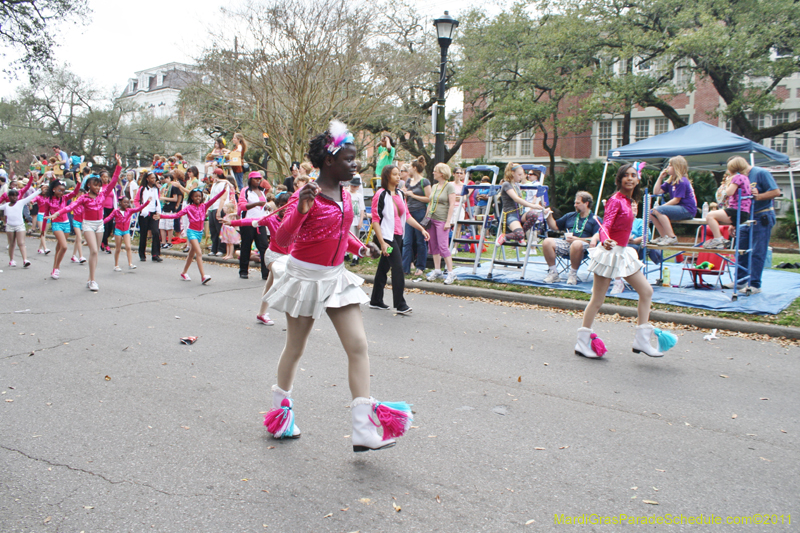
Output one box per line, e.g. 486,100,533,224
1,239,798,532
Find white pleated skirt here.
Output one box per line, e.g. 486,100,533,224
587,245,643,279
264,256,369,319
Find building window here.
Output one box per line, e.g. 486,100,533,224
674,65,690,86
654,118,669,136
616,120,624,147
635,119,650,142
157,73,164,87
636,57,651,72
491,135,509,157
772,112,789,153
749,113,766,130
520,130,533,156
598,121,612,156
614,58,628,76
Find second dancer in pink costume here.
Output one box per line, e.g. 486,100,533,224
104,197,151,271
575,163,677,359
47,155,121,291
227,190,291,326
159,187,226,284
262,121,413,453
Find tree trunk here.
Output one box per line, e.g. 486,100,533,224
622,110,631,147
539,124,558,207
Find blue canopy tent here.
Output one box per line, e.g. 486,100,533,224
596,121,797,249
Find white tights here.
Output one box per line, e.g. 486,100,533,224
276,304,370,400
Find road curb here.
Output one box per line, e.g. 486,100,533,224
773,247,800,254
360,275,800,340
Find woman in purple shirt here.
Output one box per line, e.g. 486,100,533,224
650,155,697,246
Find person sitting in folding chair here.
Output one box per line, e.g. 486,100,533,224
627,200,663,263
542,191,601,285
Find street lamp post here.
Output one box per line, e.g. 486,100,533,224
433,11,459,165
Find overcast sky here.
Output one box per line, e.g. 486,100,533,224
1,0,502,112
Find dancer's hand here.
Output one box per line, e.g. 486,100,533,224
298,181,319,214
422,229,430,241
602,238,616,250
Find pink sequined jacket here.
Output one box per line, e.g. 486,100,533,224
46,187,82,223
601,192,634,245
103,201,150,232
276,188,363,266
159,190,226,231
50,166,121,221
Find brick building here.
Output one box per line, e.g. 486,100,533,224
461,72,800,167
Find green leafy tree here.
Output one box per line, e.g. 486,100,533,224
558,0,800,141
0,0,90,77
457,2,604,203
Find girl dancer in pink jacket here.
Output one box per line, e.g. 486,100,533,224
227,191,291,326
261,121,413,453
48,155,121,291
42,177,82,280
576,163,677,359
103,197,150,271
159,188,226,284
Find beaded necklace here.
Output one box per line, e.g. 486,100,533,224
572,212,589,235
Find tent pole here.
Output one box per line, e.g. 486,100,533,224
790,168,800,252
750,152,755,167
595,161,609,217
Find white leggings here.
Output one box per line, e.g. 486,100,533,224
276,304,370,399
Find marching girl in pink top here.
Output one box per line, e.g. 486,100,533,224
159,188,226,285
261,121,413,453
576,163,676,359
42,177,82,280
103,197,150,271
48,154,121,291
227,190,291,326
33,187,51,256
69,188,86,265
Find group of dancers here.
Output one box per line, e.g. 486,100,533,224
2,155,131,290
2,121,677,453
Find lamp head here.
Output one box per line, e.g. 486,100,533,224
433,11,459,48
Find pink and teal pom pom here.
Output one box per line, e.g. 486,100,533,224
263,398,296,438
373,401,413,440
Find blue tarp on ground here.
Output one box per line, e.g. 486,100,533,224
606,122,790,170
453,261,800,315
